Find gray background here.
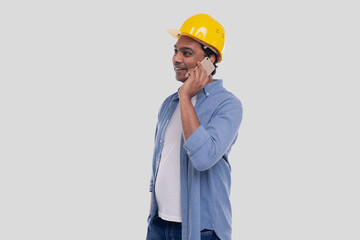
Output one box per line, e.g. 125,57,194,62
1,0,359,239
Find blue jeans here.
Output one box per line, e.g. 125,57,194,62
146,215,220,240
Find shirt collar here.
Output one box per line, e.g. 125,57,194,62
202,79,223,96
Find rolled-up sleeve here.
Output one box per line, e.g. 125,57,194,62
183,99,243,171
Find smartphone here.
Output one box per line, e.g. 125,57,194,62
200,57,215,76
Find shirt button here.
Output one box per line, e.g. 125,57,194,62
206,92,210,96
160,139,163,143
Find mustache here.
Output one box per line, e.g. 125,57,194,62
174,64,187,69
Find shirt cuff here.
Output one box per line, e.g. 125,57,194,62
183,125,210,156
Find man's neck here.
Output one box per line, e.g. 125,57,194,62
206,76,214,84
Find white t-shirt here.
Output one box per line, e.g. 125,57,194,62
155,95,197,223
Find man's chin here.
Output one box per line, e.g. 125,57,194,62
175,74,187,83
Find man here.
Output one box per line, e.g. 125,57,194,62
146,13,243,240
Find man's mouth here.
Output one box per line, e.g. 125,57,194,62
174,67,187,73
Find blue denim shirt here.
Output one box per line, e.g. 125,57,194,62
148,79,243,240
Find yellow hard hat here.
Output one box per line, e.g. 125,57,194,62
167,13,225,63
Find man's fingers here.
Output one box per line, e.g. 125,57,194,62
187,62,208,87
186,67,197,78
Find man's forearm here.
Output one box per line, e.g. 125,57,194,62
179,96,200,141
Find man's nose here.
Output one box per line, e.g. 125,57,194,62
173,52,182,64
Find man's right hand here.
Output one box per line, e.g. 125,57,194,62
179,62,209,99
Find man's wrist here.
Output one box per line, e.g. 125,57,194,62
179,91,192,101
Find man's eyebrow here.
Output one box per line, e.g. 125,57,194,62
174,45,195,53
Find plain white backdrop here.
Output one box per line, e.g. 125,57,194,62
1,0,359,239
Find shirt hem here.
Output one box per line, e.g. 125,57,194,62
158,211,182,223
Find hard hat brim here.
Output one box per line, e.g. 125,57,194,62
167,29,182,39
167,29,217,52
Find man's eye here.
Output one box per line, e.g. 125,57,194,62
183,51,191,56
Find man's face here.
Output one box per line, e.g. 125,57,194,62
172,35,206,82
